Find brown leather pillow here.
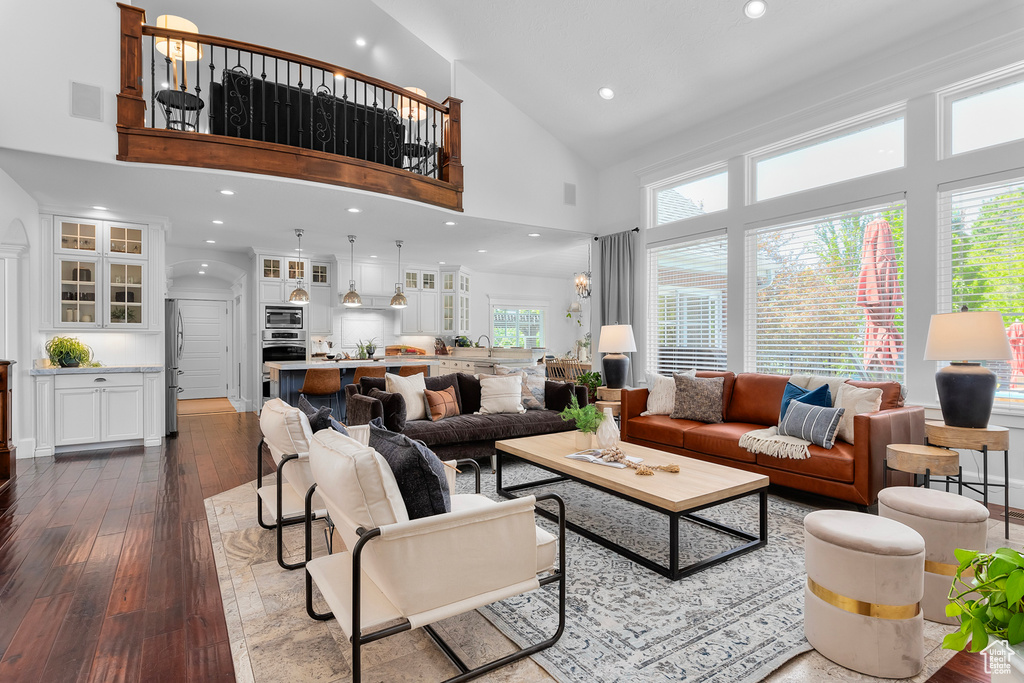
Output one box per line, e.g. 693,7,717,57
845,380,903,410
424,385,460,421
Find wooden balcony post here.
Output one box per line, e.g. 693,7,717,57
0,360,14,493
116,3,147,129
441,97,464,198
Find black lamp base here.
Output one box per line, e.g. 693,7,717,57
603,353,629,389
935,363,997,429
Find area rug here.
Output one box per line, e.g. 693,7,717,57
206,460,959,682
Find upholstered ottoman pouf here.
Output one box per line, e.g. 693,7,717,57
878,486,989,624
804,510,925,679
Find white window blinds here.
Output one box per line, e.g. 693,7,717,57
492,308,545,348
745,203,906,382
939,178,1024,412
647,234,728,375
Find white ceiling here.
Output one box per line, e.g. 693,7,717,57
371,0,1017,166
0,149,590,277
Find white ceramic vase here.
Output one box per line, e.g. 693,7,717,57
575,430,593,451
596,408,618,449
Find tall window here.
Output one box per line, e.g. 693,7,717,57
746,203,906,381
648,234,728,374
754,117,905,201
940,178,1024,411
492,308,545,348
653,170,728,226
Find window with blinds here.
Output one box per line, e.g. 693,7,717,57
939,178,1024,411
647,234,728,375
492,308,545,348
745,203,906,381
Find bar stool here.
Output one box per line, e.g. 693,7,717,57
352,366,386,385
299,368,342,415
398,364,429,377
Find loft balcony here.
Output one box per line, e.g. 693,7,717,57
115,4,463,211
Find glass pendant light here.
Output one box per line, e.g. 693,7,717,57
342,235,362,307
390,240,408,308
574,240,592,299
288,229,310,305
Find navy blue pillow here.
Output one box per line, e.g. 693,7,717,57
368,417,450,519
779,383,832,423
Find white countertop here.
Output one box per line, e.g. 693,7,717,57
265,358,441,371
30,364,164,376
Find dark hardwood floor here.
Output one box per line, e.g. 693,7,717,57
0,410,269,682
0,409,993,682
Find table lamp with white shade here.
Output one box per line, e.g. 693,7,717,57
923,309,1012,428
598,324,636,389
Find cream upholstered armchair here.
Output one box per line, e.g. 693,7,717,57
302,427,566,682
257,398,328,570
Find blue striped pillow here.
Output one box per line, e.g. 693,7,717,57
778,400,845,450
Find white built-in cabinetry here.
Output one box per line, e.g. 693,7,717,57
400,268,439,335
258,253,334,334
308,261,333,335
440,267,471,336
33,369,163,455
47,215,160,330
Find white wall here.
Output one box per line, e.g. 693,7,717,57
454,62,598,232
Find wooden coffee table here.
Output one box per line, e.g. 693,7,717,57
495,432,769,581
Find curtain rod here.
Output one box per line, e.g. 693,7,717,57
594,227,640,241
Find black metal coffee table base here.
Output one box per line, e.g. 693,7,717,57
495,450,768,581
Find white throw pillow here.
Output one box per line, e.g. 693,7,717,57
642,369,696,416
477,375,526,414
834,383,883,444
385,372,427,421
789,374,848,407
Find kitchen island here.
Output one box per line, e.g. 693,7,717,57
264,358,441,419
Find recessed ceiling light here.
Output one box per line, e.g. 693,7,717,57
528,233,540,237
212,220,224,224
198,270,206,274
219,189,234,195
201,263,208,267
477,249,487,253
355,37,367,47
744,0,767,19
348,208,361,213
439,261,446,265
369,255,378,258
206,240,216,244
445,221,457,226
598,87,614,100
92,205,108,211
161,82,169,88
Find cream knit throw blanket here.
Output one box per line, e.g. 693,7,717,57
738,427,811,460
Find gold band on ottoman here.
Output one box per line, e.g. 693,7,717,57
924,560,972,578
807,577,920,620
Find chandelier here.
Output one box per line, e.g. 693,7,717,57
574,240,592,299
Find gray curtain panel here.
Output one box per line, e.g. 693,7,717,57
598,230,635,327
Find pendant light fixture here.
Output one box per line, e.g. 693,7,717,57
288,229,310,306
390,240,408,309
574,240,592,299
342,234,362,307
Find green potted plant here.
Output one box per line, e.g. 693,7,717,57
576,370,602,404
559,394,604,450
44,336,92,368
943,547,1024,665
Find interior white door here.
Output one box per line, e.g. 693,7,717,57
178,299,229,399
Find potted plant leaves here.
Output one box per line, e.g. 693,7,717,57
559,393,604,450
576,370,602,404
44,336,93,368
943,546,1024,674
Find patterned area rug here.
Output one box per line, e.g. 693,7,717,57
206,459,959,682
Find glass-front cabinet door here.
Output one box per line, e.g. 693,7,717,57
107,262,144,326
442,293,455,332
106,223,145,258
405,270,419,291
57,257,100,327
287,259,306,282
262,257,281,279
421,271,437,291
57,219,99,254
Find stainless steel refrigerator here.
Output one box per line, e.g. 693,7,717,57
165,299,184,436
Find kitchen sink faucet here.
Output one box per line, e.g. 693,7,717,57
477,335,491,348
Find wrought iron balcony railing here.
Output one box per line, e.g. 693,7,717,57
115,4,463,211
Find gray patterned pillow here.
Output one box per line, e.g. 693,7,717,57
494,365,545,410
778,401,845,450
670,374,724,423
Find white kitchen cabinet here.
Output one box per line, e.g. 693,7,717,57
260,280,286,302
101,385,145,441
54,387,102,445
441,266,471,336
310,284,333,335
400,290,439,335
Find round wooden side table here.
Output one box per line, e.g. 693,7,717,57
885,444,961,491
925,420,1011,538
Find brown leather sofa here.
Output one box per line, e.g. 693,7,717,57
620,372,925,507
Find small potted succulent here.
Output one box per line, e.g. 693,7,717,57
45,336,93,368
943,546,1024,676
559,394,604,450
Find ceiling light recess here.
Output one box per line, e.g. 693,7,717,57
212,220,223,224
219,189,234,195
598,87,614,100
348,207,361,213
92,205,108,211
445,221,457,226
744,0,767,19
205,240,216,244
528,233,540,237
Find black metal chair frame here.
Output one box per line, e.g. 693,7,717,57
303,459,567,682
255,437,323,571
